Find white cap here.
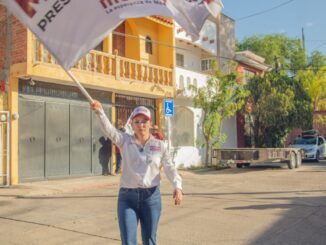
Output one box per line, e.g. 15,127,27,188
131,106,151,120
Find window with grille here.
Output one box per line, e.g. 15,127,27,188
115,94,156,124
145,36,153,54
201,59,213,71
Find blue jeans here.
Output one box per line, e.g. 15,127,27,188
118,186,161,245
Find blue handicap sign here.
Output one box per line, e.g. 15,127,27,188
163,99,174,117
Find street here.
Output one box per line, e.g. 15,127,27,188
1,160,326,245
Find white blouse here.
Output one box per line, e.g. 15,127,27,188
96,109,182,190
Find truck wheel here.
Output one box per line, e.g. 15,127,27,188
287,151,296,169
244,163,251,167
295,152,302,168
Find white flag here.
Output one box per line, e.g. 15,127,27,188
4,0,223,70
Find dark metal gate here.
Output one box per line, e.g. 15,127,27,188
46,102,70,177
115,94,156,125
18,80,112,182
19,99,45,181
70,103,91,175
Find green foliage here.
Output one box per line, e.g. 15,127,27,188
296,65,326,111
237,33,326,145
315,114,326,126
308,51,326,71
237,34,306,75
246,72,313,147
189,62,248,164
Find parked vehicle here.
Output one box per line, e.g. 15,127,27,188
212,148,303,169
289,130,326,162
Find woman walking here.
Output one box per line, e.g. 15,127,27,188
91,100,183,245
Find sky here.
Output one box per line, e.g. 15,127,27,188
222,0,326,56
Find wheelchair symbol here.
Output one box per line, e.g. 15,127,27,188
165,104,172,114
164,100,174,117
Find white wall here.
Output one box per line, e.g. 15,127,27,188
175,20,217,55
221,116,237,148
168,105,205,168
172,20,238,168
175,41,202,72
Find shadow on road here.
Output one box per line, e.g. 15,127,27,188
225,195,326,245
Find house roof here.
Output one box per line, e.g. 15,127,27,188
150,16,174,26
235,51,272,72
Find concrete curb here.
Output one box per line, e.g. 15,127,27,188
0,175,120,198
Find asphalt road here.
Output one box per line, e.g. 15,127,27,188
1,160,326,245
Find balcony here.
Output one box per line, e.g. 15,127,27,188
176,67,209,97
31,39,174,89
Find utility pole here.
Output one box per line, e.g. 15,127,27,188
301,27,306,53
274,56,281,73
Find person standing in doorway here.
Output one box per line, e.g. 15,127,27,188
98,136,112,175
91,100,183,245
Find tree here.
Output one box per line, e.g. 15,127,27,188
246,72,312,147
296,66,326,112
297,52,326,130
189,63,248,165
237,34,306,75
308,51,326,71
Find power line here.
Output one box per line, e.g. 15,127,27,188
313,41,326,51
306,40,326,42
221,1,326,54
113,31,326,72
235,0,296,21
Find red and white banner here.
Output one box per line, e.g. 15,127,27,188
4,0,223,70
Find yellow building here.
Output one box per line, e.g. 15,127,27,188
0,6,175,185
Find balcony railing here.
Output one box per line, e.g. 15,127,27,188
33,39,173,87
176,67,209,97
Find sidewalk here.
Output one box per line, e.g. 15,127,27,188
0,174,121,197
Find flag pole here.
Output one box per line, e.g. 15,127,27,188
64,69,94,103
